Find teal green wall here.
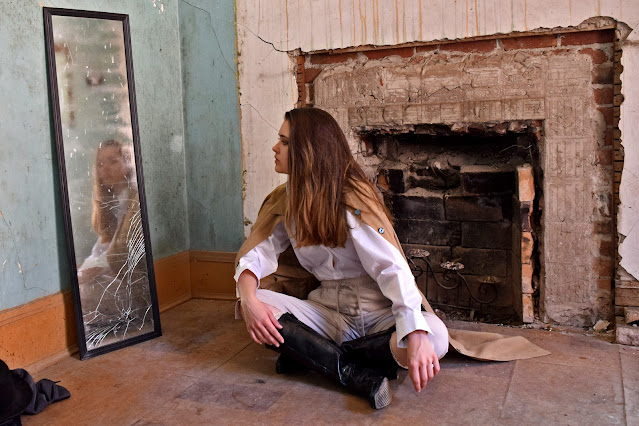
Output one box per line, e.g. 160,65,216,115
0,0,202,311
0,0,243,311
179,0,244,252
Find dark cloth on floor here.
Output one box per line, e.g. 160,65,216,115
0,359,70,425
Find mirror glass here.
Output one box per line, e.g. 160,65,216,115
44,9,161,358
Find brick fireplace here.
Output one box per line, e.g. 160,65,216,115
295,22,620,326
360,122,541,323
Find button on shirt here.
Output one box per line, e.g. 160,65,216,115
234,210,432,347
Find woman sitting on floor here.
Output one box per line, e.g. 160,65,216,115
234,107,449,409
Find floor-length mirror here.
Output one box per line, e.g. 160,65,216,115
44,8,161,359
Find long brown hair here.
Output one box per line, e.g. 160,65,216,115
284,107,391,247
91,139,135,243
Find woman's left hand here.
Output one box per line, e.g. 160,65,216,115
406,330,440,392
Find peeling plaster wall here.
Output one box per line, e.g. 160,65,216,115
236,1,297,233
619,29,639,278
179,0,244,251
0,0,188,311
237,1,639,283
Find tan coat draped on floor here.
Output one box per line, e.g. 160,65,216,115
236,183,549,361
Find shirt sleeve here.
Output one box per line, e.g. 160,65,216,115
78,238,110,270
347,211,432,348
233,221,291,296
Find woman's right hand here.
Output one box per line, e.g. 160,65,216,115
237,269,284,347
240,296,284,347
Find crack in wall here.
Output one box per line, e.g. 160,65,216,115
180,0,236,73
239,102,279,131
237,22,290,53
181,0,292,72
187,193,210,214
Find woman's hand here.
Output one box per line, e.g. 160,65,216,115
406,330,440,392
237,270,284,347
240,296,284,347
77,267,105,285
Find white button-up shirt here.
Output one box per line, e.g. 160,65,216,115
234,211,432,346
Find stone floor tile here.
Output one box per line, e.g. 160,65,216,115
385,365,512,424
620,345,639,425
500,359,625,424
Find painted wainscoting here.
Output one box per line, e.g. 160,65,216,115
0,251,237,371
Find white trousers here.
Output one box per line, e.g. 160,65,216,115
246,275,449,359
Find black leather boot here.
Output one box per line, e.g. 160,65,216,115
267,313,391,409
275,353,306,375
341,327,399,380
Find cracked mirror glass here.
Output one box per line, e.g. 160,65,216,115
46,10,160,357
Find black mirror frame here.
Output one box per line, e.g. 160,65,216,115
43,7,162,359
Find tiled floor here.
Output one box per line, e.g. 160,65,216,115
21,299,639,425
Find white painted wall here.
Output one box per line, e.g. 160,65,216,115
236,0,639,279
619,28,639,279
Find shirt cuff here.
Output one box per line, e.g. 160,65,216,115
233,265,261,298
394,309,433,349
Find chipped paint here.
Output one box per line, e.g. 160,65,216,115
150,0,166,14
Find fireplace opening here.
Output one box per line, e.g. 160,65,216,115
361,121,543,324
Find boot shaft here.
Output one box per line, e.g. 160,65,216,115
267,313,392,409
341,327,399,375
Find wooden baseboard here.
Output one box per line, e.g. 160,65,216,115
25,345,79,374
190,250,237,299
0,250,237,370
0,292,76,369
159,293,192,313
154,251,192,309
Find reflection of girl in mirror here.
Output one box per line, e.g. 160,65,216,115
78,139,138,284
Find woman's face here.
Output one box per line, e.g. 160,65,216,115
273,120,290,174
96,145,128,187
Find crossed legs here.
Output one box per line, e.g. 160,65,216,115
249,289,449,367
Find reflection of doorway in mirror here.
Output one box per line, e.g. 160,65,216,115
54,44,75,126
